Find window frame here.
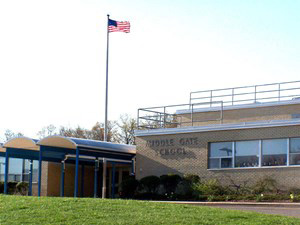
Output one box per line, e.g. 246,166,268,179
208,137,300,170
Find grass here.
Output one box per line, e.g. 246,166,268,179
0,195,299,224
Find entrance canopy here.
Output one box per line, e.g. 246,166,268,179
2,135,136,197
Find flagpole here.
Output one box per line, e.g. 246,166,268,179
104,14,110,142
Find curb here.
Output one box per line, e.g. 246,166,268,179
153,201,300,208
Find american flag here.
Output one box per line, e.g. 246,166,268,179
108,19,130,33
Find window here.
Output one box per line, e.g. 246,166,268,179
235,140,259,168
209,142,233,169
209,137,300,169
262,139,287,166
0,158,38,182
8,158,23,182
0,157,4,181
290,138,300,165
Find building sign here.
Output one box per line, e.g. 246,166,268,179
146,137,199,157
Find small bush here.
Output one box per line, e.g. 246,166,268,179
288,188,300,195
252,177,279,194
176,174,200,200
120,177,139,199
0,181,4,193
192,179,230,196
139,176,160,193
7,181,18,194
160,174,182,194
16,182,28,195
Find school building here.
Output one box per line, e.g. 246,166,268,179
1,80,300,197
135,80,300,190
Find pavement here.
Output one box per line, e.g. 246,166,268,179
154,201,300,218
212,205,300,218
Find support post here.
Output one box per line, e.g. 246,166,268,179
94,160,98,198
4,150,9,194
102,158,107,198
38,147,43,197
60,161,65,197
28,159,33,196
74,147,79,197
131,158,135,175
81,164,85,197
111,162,116,199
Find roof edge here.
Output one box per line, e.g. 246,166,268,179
135,118,300,137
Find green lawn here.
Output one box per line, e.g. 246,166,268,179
0,195,299,224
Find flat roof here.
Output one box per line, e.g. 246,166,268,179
176,98,300,115
135,118,300,136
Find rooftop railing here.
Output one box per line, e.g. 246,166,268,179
190,80,300,107
137,80,300,130
137,101,223,130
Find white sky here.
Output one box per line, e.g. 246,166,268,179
0,0,299,140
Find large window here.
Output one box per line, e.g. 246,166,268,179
235,140,259,168
209,142,233,169
290,138,300,165
209,137,300,169
262,139,287,166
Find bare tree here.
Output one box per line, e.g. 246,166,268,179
37,124,57,139
4,129,24,142
59,121,118,142
117,114,137,145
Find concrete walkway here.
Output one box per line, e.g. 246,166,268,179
154,201,300,218
213,205,300,218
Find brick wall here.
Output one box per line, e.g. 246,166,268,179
179,103,300,126
136,125,300,190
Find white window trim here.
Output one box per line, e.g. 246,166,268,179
208,137,300,170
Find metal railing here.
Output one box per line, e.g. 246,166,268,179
137,101,223,130
190,80,300,107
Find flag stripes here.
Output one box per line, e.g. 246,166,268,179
108,20,130,33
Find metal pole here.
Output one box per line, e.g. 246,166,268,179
254,86,257,103
60,161,65,197
28,159,33,196
104,14,110,142
210,90,213,107
4,150,9,194
191,104,194,126
278,83,281,101
74,147,79,197
137,109,140,129
163,107,166,128
102,158,107,198
81,164,84,197
94,160,99,198
131,158,135,175
232,88,234,105
38,147,43,197
111,162,115,199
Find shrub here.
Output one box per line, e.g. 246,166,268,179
139,176,160,193
0,181,4,193
160,174,182,194
120,177,139,199
252,177,279,194
176,174,200,200
288,188,300,195
16,182,28,195
7,181,18,194
183,174,200,184
192,179,230,196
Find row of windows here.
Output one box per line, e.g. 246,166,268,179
0,158,38,182
209,138,300,169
